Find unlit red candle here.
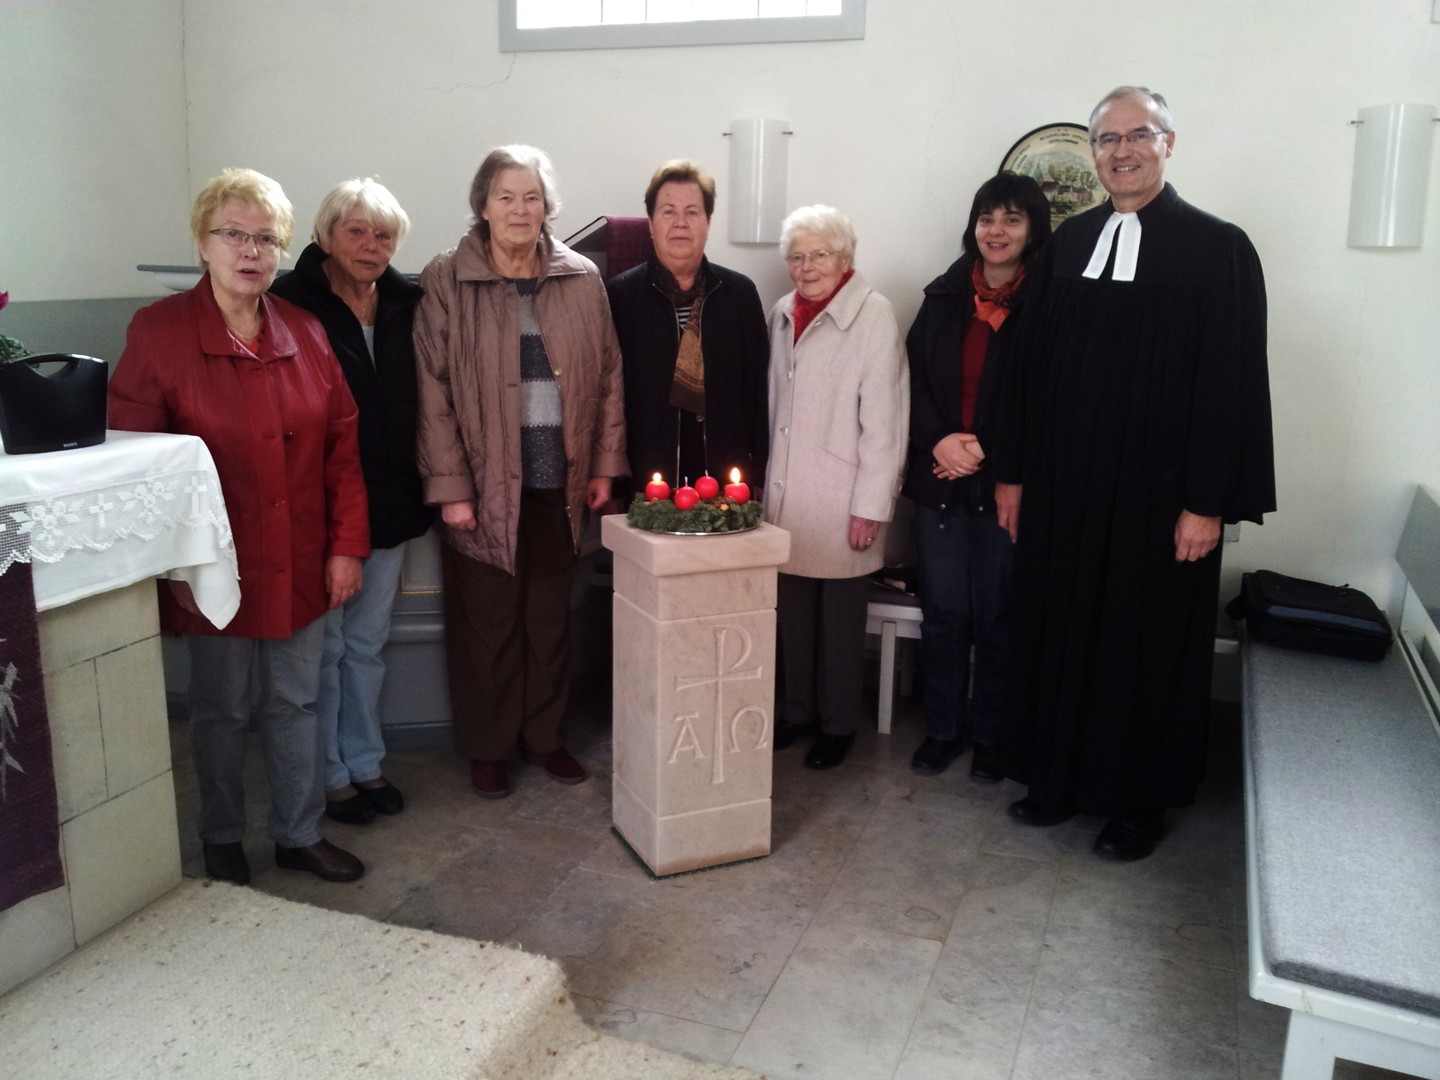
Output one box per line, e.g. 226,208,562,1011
694,474,720,500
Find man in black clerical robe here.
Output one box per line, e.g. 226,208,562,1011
992,86,1275,861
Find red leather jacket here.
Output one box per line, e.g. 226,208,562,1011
108,276,370,638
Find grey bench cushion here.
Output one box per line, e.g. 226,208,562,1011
1244,638,1440,1017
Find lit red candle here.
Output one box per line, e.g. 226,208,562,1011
694,473,720,500
644,472,669,501
673,481,699,511
724,467,749,504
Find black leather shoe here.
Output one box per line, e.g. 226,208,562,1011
1007,797,1074,827
355,779,404,815
274,839,365,882
911,736,961,775
1093,809,1166,861
969,743,1005,783
804,732,855,770
325,792,378,825
773,720,817,751
202,842,250,885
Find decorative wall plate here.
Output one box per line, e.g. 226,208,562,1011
1000,123,1106,230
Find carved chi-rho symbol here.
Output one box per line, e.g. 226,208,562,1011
669,625,769,784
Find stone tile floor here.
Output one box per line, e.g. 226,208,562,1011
170,690,1414,1080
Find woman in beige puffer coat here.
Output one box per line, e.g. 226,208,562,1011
414,145,626,800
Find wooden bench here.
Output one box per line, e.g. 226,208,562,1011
1241,487,1440,1079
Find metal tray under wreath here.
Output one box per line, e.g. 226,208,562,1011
660,522,761,537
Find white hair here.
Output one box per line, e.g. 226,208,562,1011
312,177,411,248
779,205,857,260
1088,86,1175,137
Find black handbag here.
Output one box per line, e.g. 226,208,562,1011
1226,569,1391,662
0,354,108,454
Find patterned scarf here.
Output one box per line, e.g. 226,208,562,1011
971,259,1026,331
657,263,707,416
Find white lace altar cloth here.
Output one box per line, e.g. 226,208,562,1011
0,431,240,626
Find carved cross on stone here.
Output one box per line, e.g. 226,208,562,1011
670,625,769,784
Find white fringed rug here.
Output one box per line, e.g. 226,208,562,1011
0,880,765,1080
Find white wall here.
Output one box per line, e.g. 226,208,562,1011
11,0,1440,610
0,0,189,300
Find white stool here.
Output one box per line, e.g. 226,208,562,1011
865,590,923,734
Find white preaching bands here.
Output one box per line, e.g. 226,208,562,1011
1082,211,1141,282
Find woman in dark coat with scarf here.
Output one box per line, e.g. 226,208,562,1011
606,159,769,496
270,178,434,825
903,172,1051,780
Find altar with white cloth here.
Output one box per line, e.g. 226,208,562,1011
0,430,239,995
0,429,239,622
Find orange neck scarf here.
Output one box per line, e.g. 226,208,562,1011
971,260,1025,331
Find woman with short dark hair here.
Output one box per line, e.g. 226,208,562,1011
903,172,1051,779
607,158,769,496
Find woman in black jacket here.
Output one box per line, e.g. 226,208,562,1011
606,160,769,497
903,172,1050,779
270,178,434,823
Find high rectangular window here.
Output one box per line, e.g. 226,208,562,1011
500,0,863,51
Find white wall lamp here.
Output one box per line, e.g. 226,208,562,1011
1347,103,1439,249
726,119,791,244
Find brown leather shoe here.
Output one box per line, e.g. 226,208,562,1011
470,759,512,799
274,839,365,881
522,746,587,785
202,841,250,885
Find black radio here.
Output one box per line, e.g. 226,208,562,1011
0,354,109,454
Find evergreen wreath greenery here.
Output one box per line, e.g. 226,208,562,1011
625,492,764,533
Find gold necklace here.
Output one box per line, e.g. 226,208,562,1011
225,313,261,341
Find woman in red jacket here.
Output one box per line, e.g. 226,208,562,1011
109,168,371,886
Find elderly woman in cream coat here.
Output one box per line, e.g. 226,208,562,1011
766,205,908,771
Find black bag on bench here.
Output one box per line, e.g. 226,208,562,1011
1226,570,1392,661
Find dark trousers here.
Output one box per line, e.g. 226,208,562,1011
912,503,1014,746
441,489,578,761
776,572,869,737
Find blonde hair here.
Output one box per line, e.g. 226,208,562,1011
312,177,411,248
468,145,561,239
780,205,857,260
190,168,295,252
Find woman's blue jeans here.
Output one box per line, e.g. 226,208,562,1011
316,542,408,791
911,502,1014,746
